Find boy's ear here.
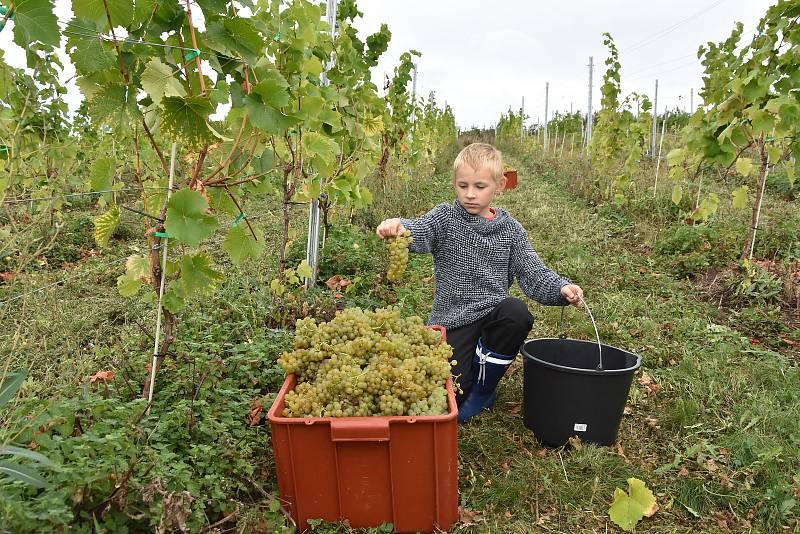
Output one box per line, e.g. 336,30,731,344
497,175,507,192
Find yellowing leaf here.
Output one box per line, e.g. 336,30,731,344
732,185,749,209
787,166,796,188
141,58,186,105
296,259,313,280
671,184,682,205
93,205,120,247
766,145,782,165
609,478,658,532
735,157,754,177
666,148,685,167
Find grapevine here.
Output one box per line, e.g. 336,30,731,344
385,231,412,283
278,307,453,417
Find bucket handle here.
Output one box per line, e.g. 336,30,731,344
559,297,604,370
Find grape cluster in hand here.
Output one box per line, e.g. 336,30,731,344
386,231,412,283
278,307,453,418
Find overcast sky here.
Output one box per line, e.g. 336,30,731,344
1,0,772,129
356,0,771,128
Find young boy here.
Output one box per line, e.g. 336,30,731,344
376,143,584,424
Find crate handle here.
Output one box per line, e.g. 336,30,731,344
330,418,390,442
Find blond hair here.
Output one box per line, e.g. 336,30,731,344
453,143,503,182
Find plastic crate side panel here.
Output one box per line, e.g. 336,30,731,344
336,441,393,528
270,422,297,520
434,418,460,530
388,422,436,533
287,424,341,530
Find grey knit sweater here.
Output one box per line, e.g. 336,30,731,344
400,200,571,330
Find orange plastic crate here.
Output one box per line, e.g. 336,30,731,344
267,327,459,533
503,169,518,189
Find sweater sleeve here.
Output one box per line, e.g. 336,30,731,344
399,204,449,254
510,224,571,306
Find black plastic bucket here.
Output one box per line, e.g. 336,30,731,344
522,323,641,446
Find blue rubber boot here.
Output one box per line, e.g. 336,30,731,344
458,338,516,424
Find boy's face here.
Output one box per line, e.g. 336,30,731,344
453,164,505,218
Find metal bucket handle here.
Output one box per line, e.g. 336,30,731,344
558,297,604,370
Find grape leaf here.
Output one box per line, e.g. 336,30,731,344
141,58,186,105
89,157,115,195
746,108,774,135
302,56,323,77
666,148,685,167
609,478,658,532
160,96,217,149
735,157,754,177
671,184,682,205
68,34,116,75
732,185,749,209
93,204,120,247
126,255,151,282
117,255,151,297
12,0,59,49
117,275,143,297
766,145,782,165
162,285,186,313
223,225,265,265
164,189,219,246
296,259,313,280
88,84,141,129
251,70,290,108
300,95,324,118
245,95,302,134
302,132,340,168
72,0,133,27
179,253,223,293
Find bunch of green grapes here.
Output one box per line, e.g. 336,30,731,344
386,231,413,283
279,306,454,418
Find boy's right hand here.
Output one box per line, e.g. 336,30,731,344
376,218,407,239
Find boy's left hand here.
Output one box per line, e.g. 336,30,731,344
560,284,584,307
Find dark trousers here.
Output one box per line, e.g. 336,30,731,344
446,297,534,403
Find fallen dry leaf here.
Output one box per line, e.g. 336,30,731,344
249,398,264,427
89,370,115,384
458,506,484,526
568,436,583,451
509,403,522,415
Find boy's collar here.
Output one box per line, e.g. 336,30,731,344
453,199,505,225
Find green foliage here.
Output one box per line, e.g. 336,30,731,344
286,224,384,284
668,1,800,257
0,370,57,489
10,0,60,49
733,259,784,303
164,189,219,247
0,324,290,531
654,224,720,277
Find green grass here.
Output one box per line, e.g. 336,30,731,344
1,147,798,532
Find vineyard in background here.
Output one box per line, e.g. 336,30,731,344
495,1,799,325
1,0,798,532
